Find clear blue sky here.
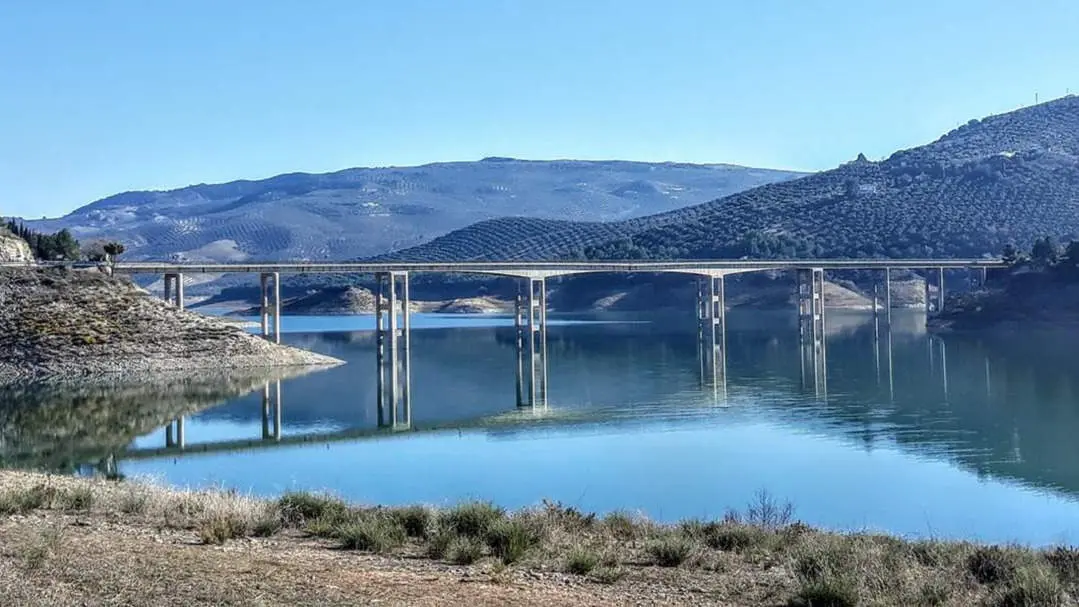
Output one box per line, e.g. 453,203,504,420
2,0,1078,218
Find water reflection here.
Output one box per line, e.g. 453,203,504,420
4,311,1079,544
0,366,321,473
111,313,1062,496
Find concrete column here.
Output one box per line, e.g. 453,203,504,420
175,417,185,449
519,277,548,407
163,274,173,306
925,277,932,314
261,382,272,439
376,272,385,418
796,269,811,341
273,380,282,440
515,287,524,407
260,274,270,338
528,279,537,406
940,338,948,400
401,272,412,424
389,273,399,416
873,314,881,385
714,275,727,392
811,268,827,398
539,278,548,404
885,268,892,325
886,326,895,402
176,273,185,310
272,272,281,344
937,267,945,313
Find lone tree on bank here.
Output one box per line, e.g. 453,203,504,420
103,241,125,263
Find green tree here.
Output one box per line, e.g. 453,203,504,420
1030,236,1059,268
103,241,125,262
1001,244,1020,265
1058,240,1079,279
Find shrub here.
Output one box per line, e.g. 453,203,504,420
447,536,485,565
198,513,249,545
119,490,149,515
389,505,432,538
993,564,1064,607
1044,546,1079,587
793,575,860,607
542,499,596,530
57,486,94,511
485,517,542,564
427,528,455,560
702,522,768,552
440,501,505,538
744,489,794,530
277,491,347,525
337,516,406,554
0,484,55,515
969,546,1022,585
252,513,284,537
306,514,346,538
602,511,639,540
647,535,695,567
916,580,952,606
565,546,601,575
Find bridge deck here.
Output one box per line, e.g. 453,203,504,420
3,259,1007,278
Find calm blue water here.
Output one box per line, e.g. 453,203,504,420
8,312,1079,545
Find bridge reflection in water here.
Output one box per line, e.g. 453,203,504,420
122,312,976,466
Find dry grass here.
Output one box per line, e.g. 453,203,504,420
0,472,1076,606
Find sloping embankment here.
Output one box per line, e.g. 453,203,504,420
0,268,342,383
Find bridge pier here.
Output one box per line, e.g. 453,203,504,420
162,273,185,309
516,277,548,407
376,272,411,424
938,267,945,313
261,380,282,440
696,275,726,390
164,417,185,449
884,268,892,325
796,268,826,397
259,273,282,343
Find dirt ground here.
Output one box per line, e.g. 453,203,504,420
0,511,775,606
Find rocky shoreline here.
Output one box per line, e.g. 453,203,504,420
0,268,342,384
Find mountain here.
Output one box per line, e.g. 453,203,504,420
388,96,1079,262
16,159,804,262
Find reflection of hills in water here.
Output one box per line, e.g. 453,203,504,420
0,367,323,471
7,313,1079,504
199,314,1079,501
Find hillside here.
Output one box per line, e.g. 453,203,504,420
15,160,802,262
387,96,1079,262
0,268,340,383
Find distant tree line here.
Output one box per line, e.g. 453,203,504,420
3,219,126,262
4,220,80,261
1001,236,1079,280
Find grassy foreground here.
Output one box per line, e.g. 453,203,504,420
0,472,1076,606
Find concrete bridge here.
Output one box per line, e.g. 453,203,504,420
2,257,1006,429
95,258,1000,408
